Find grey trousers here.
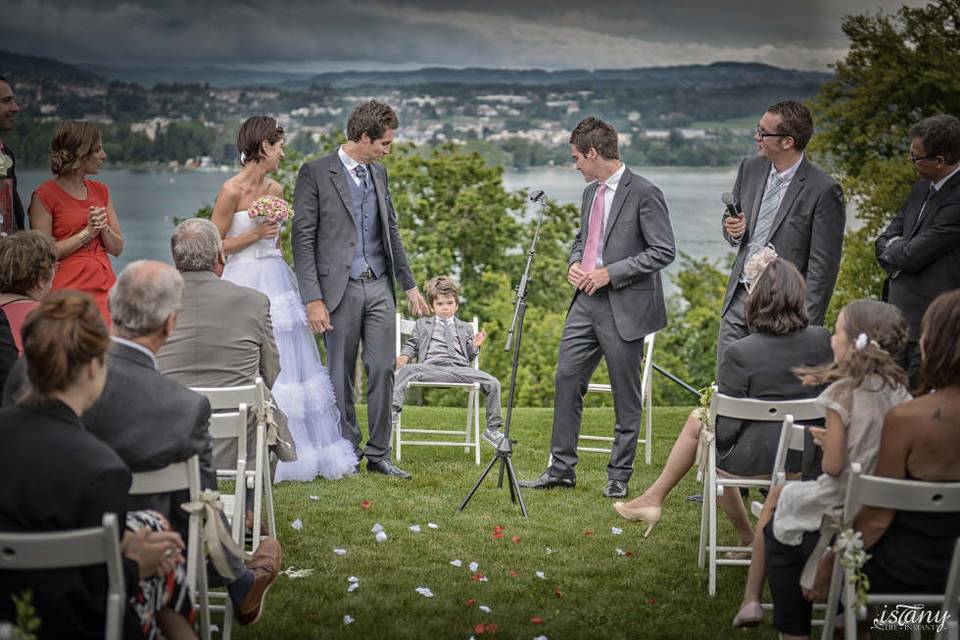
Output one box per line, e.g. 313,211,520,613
548,291,645,482
393,363,503,430
324,276,395,463
716,282,750,373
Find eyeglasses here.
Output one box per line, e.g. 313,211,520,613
908,152,941,164
755,126,791,140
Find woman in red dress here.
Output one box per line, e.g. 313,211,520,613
29,121,123,325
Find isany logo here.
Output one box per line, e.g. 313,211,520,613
871,604,950,633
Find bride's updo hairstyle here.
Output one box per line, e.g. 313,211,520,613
237,116,284,165
49,121,102,176
18,290,110,404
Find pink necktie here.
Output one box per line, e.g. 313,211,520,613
580,183,607,272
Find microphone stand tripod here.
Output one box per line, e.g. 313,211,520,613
458,192,547,517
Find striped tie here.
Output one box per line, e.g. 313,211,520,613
742,172,785,282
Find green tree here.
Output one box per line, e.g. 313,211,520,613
810,0,960,326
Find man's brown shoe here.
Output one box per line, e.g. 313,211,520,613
235,537,282,625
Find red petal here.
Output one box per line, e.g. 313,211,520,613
507,569,518,577
530,616,544,625
471,572,486,582
492,531,504,539
625,550,634,558
511,535,521,544
583,530,594,537
360,500,371,509
554,587,563,598
493,525,505,533
648,597,657,605
466,598,476,607
474,623,486,634
487,624,498,633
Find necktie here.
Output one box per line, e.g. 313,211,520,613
442,319,457,359
354,165,368,191
915,185,937,226
753,172,785,246
580,183,607,272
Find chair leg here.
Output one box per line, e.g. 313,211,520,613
708,460,718,596
396,411,402,461
198,541,212,640
644,389,653,465
264,459,276,540
464,390,473,454
821,556,844,640
473,389,481,465
843,572,857,640
698,478,708,569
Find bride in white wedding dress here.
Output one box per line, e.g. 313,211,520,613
211,115,356,481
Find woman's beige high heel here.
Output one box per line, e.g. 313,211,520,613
612,502,662,538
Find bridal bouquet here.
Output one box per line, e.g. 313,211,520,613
247,195,292,225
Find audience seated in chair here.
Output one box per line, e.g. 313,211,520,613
0,291,195,639
393,275,504,446
0,231,57,354
157,218,296,495
733,298,911,633
3,261,283,628
767,290,960,640
614,258,833,543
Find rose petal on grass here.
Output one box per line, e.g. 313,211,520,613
465,598,476,607
493,525,504,533
333,548,347,556
427,522,439,529
409,524,422,533
309,495,319,501
469,561,479,572
492,531,504,540
371,523,385,534
648,597,657,605
279,566,314,579
615,548,626,556
530,616,544,625
511,535,521,544
479,605,492,613
474,623,485,634
471,572,488,582
534,636,549,640
535,571,546,580
343,615,354,625
553,587,563,598
507,569,518,577
415,586,434,598
347,582,359,593
450,559,463,567
348,576,359,583
625,550,634,558
545,547,555,554
611,527,623,535
583,530,594,537
291,518,303,530
361,500,371,509
375,531,388,543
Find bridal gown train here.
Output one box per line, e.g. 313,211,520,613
221,210,356,481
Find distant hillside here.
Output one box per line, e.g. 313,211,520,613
0,49,99,83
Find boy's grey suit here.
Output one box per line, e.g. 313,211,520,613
548,167,676,483
394,316,502,430
293,151,416,463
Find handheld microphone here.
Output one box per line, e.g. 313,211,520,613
528,189,546,203
721,192,740,219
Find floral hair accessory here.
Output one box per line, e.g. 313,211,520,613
743,246,779,292
854,333,869,351
248,195,292,225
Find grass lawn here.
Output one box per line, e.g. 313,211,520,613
232,406,776,640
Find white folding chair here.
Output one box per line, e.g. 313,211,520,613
201,405,249,639
394,313,482,465
0,513,125,640
580,332,656,464
129,455,210,640
191,378,276,548
750,415,808,518
698,394,822,596
821,464,960,640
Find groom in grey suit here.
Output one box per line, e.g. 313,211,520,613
718,100,845,366
293,101,429,479
521,117,676,498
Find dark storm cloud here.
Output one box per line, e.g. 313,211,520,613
5,0,924,70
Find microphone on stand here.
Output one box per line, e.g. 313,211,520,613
528,189,546,203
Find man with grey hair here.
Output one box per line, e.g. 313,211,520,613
158,218,296,482
3,259,285,625
877,113,960,386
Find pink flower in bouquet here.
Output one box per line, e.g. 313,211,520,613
247,195,292,225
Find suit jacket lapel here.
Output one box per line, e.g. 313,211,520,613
328,157,358,222
455,318,472,356
603,169,632,246
766,158,809,239
420,317,435,358
906,174,958,239
746,159,773,238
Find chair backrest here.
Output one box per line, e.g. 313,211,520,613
0,513,125,640
640,333,655,396
191,378,265,414
710,393,823,424
395,313,480,369
770,415,807,485
129,455,201,496
843,462,960,521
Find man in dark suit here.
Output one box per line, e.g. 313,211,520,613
293,100,429,479
0,76,25,234
718,100,845,366
521,117,677,497
4,261,282,626
877,114,960,386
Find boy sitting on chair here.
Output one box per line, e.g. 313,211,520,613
394,276,505,446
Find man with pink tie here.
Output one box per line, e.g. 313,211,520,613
520,117,676,498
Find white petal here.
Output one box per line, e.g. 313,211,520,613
333,548,347,556
534,636,549,640
290,518,303,530
535,571,546,580
479,605,492,613
348,576,359,583
375,531,388,543
611,527,623,535
409,524,422,533
450,559,463,567
469,561,479,572
415,586,434,598
347,582,360,593
615,548,626,556
478,575,488,582
343,615,354,625
545,547,555,554
371,523,385,534
427,522,439,529
309,495,319,501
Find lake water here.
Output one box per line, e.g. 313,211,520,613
19,165,744,296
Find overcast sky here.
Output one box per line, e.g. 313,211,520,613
7,0,928,72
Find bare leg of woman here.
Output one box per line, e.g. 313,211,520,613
621,409,701,508
733,484,785,627
718,486,754,545
157,609,199,640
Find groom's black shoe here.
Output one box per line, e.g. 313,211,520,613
603,479,628,498
367,459,412,479
518,472,575,490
